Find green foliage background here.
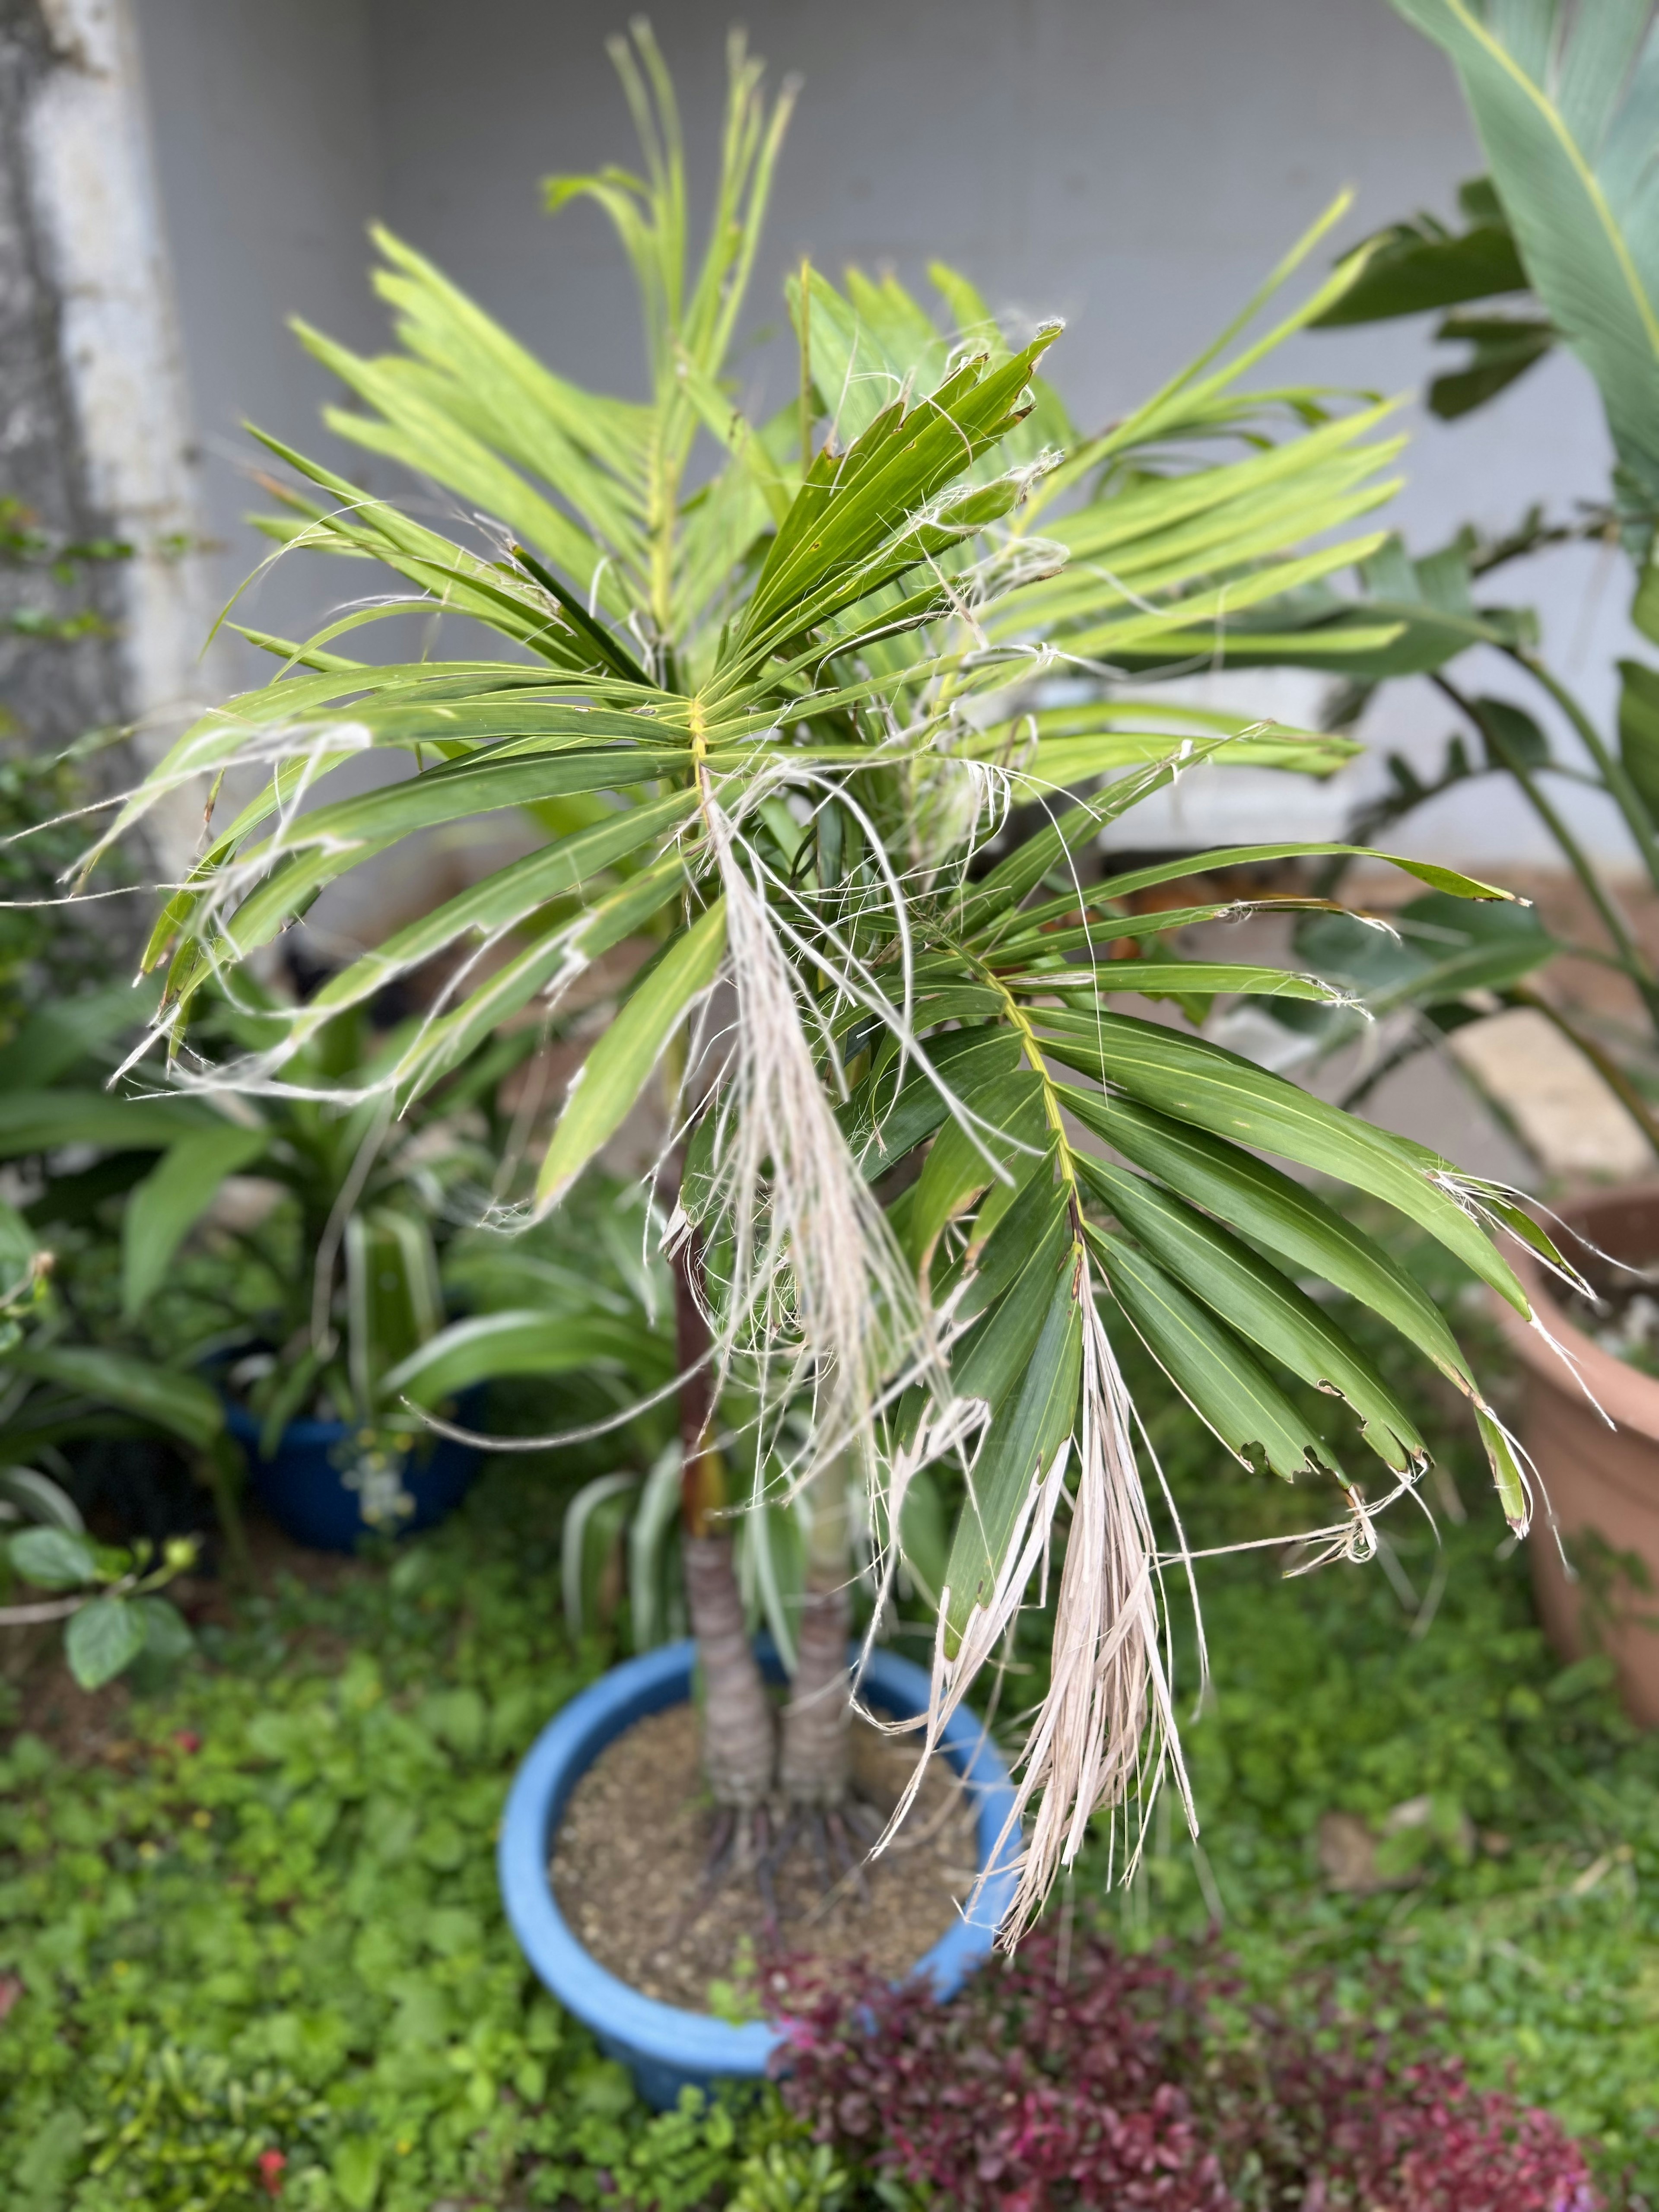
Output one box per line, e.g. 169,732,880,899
3,1246,1658,2209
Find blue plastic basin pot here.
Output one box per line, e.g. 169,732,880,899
498,1640,1019,2110
223,1386,486,1553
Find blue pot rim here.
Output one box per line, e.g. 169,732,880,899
497,1640,1019,2084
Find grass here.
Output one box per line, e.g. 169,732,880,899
1,1224,1657,2206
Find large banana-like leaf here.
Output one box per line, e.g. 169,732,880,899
1392,0,1659,536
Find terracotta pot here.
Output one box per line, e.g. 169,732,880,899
1493,1185,1659,1726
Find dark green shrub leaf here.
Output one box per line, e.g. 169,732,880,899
64,1596,146,1689
8,1525,97,1590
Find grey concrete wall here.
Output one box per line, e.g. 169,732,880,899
124,0,1634,864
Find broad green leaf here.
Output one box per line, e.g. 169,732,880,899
7,1524,97,1589
0,1092,216,1160
536,899,728,1209
65,1597,147,1689
1313,184,1531,324
122,1125,270,1318
16,1346,225,1452
0,1466,83,1534
1292,890,1555,1015
1392,0,1659,523
133,1596,193,1665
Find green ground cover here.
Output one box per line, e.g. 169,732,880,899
2,1240,1656,2208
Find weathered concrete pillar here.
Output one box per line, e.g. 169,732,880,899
2,0,216,869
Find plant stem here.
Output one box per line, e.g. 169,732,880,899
779,1449,852,1806
200,1437,254,1588
671,1221,775,1808
1513,648,1659,895
1435,673,1659,1030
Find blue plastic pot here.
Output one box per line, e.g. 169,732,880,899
498,1640,1019,2109
223,1386,486,1553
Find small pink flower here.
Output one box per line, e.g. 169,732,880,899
174,1731,201,1754
257,2148,286,2197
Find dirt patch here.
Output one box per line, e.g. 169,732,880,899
550,1702,984,2012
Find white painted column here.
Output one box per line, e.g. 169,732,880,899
23,0,223,866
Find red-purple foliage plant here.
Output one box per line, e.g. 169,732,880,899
770,1931,1598,2212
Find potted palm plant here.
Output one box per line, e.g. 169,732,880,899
85,23,1559,2101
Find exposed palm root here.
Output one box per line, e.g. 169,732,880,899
693,1783,889,1928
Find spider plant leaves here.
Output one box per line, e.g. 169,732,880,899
386,1309,673,1407
13,1345,225,1454
121,1124,270,1319
1075,1155,1424,1472
1034,1009,1531,1309
561,1472,641,1640
535,897,728,1210
941,1244,1082,1640
346,1209,444,1415
1392,0,1659,525
0,1092,216,1159
1090,1225,1336,1482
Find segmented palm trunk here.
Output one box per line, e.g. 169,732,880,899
779,1450,852,1805
674,1230,775,1808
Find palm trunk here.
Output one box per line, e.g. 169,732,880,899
779,1449,852,1805
674,1228,775,1808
